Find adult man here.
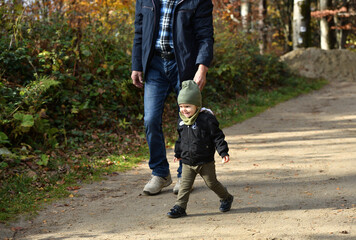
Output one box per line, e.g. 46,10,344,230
131,0,214,195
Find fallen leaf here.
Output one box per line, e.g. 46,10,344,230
11,227,24,232
56,180,65,185
66,186,81,191
244,186,251,192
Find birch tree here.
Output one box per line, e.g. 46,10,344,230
241,0,251,32
258,0,268,54
334,0,350,49
320,0,333,49
292,0,311,49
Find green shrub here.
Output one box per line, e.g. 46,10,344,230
1,8,300,166
207,21,292,102
1,10,141,156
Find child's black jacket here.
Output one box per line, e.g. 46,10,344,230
174,111,229,166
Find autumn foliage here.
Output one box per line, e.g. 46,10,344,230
0,0,341,221
0,0,355,161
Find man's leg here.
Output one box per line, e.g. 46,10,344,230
143,55,173,195
160,56,183,193
168,61,183,193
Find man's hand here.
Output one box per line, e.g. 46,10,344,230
131,71,144,88
193,64,208,91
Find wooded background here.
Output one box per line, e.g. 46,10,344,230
0,0,355,163
0,0,355,222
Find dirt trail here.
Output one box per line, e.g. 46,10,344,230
1,49,356,239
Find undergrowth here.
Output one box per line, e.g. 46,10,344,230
0,76,327,223
0,7,329,222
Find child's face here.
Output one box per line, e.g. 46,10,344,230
179,104,197,118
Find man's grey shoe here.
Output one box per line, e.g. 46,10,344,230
173,178,181,195
173,177,193,195
143,174,172,195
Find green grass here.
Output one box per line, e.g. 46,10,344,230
0,175,69,222
0,76,328,223
0,149,149,223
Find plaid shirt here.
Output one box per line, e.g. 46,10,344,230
155,0,177,54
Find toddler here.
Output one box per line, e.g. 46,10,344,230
167,80,233,218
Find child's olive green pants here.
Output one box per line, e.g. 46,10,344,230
175,161,230,210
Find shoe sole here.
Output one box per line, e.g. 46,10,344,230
143,190,161,195
219,208,231,212
167,213,187,218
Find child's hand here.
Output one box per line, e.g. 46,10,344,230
174,157,181,162
222,155,230,163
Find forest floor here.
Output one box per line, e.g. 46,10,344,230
1,49,356,239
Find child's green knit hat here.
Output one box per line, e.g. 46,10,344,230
178,80,202,107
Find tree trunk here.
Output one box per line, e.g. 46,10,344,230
292,0,311,49
274,0,294,52
258,0,268,54
334,15,348,49
320,0,332,49
334,1,349,49
241,0,250,32
285,19,293,52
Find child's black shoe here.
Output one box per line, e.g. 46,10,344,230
167,205,187,218
219,195,234,212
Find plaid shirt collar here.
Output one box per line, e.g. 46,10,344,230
155,0,178,54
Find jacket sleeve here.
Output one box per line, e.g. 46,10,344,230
174,121,182,158
194,0,214,67
208,116,229,158
132,0,143,71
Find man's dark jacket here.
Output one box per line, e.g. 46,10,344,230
174,111,229,166
131,0,214,82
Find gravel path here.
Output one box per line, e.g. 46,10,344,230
1,77,356,239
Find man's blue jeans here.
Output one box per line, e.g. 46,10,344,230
144,55,182,178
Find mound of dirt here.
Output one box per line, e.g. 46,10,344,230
281,47,356,82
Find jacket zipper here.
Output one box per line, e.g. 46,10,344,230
172,0,185,45
187,125,192,161
172,0,185,80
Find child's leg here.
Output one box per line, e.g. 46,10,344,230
199,161,230,200
175,164,197,209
